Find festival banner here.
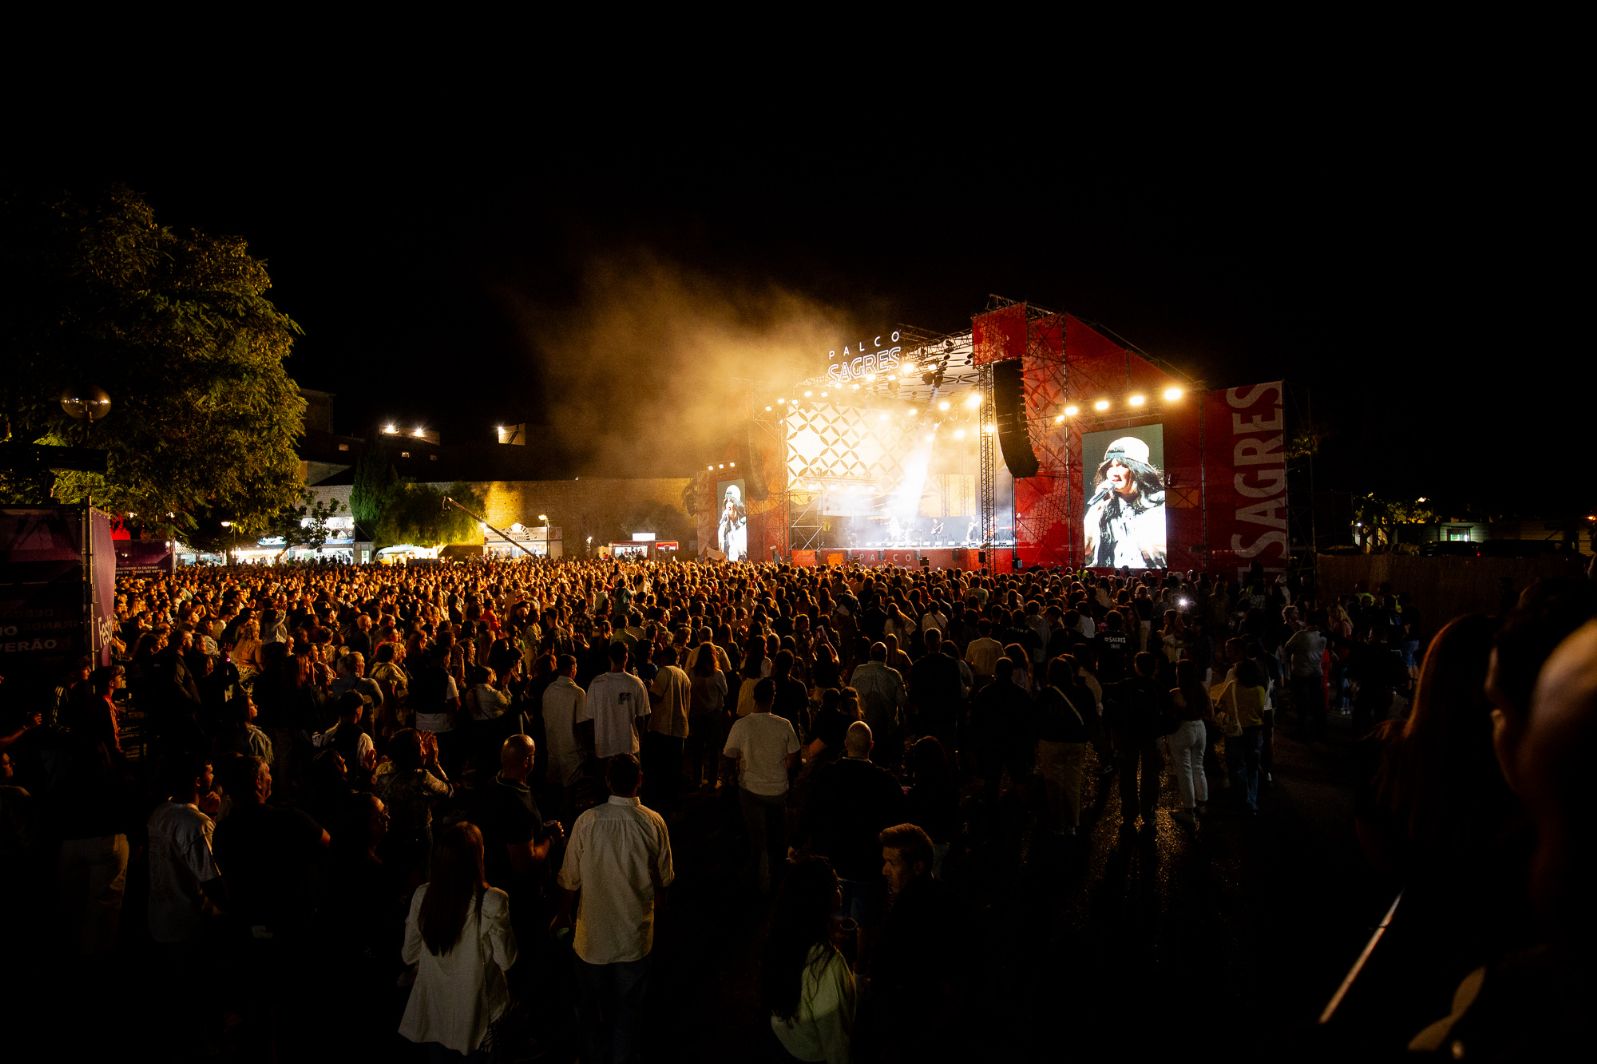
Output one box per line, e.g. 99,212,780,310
1204,381,1289,579
0,506,91,683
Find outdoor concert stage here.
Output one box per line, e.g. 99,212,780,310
694,302,1296,578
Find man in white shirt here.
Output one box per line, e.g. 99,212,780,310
644,644,691,815
579,642,650,761
555,754,673,1064
540,653,588,814
723,677,800,893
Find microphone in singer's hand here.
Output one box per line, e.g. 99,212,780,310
1088,483,1112,506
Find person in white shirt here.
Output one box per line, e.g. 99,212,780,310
579,642,651,761
541,653,588,807
723,677,800,893
554,755,674,1064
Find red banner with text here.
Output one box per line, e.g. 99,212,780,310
1203,381,1289,579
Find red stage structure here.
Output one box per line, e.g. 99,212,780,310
696,302,1291,579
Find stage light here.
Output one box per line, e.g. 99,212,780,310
866,373,876,383
924,433,934,443
1055,414,1065,424
383,423,397,434
905,408,916,417
1128,393,1147,408
820,390,828,398
937,400,951,412
1064,404,1080,417
764,405,773,412
953,428,966,440
729,462,736,468
900,365,913,375
1162,386,1184,402
777,397,785,404
718,463,725,469
1093,399,1111,412
983,422,996,434
804,390,812,397
963,392,983,410
878,412,889,422
851,384,860,391
708,465,714,471
412,427,426,437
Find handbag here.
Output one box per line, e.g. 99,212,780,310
1210,680,1242,737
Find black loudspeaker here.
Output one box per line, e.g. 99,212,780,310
992,361,1040,478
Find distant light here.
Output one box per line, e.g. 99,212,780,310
1128,394,1147,409
383,423,397,434
963,392,983,410
412,427,426,437
1417,496,1428,503
900,365,914,375
865,373,876,382
803,390,813,398
777,397,785,404
905,408,917,417
718,463,725,469
1054,414,1065,424
820,390,828,398
953,428,966,440
788,398,797,405
937,400,951,412
924,433,934,443
851,384,861,391
1093,399,1111,412
220,520,232,528
708,464,715,471
511,522,523,532
729,462,736,468
538,514,549,523
983,422,997,434
765,405,773,412
1064,404,1080,417
878,412,888,422
1162,386,1184,402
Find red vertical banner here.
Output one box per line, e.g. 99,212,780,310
1014,314,1071,568
1204,381,1288,579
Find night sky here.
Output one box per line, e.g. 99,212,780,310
36,113,1573,521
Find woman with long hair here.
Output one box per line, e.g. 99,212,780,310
1166,659,1211,827
399,821,517,1060
762,856,856,1064
688,642,729,789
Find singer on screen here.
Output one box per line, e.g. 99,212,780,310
1083,436,1167,569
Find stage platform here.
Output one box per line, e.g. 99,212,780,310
788,546,991,569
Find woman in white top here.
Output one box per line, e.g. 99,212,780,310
762,856,857,1064
399,821,517,1059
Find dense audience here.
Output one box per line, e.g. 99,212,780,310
2,553,1591,1061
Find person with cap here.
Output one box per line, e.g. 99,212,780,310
1083,435,1168,569
719,482,748,561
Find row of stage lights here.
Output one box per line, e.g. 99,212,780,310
764,385,1187,423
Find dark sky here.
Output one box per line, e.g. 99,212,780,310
82,118,1573,518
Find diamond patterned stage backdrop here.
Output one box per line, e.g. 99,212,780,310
785,403,908,487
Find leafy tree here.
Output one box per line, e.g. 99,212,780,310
1352,493,1436,553
350,449,399,535
266,492,347,558
0,184,305,537
373,481,484,550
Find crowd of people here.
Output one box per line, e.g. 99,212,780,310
2,553,1593,1062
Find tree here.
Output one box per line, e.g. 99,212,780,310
266,491,347,559
372,481,484,550
350,449,399,537
1352,493,1437,553
0,184,305,537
